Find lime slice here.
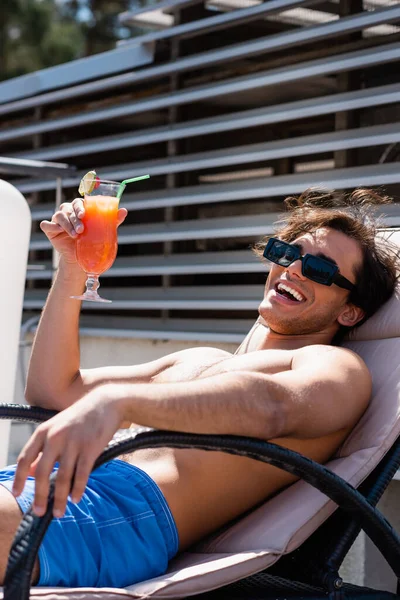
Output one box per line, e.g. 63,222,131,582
78,170,97,196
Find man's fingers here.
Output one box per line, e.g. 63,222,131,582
26,429,63,516
71,198,85,233
53,204,84,237
31,448,61,516
43,202,123,237
28,454,42,477
53,452,79,517
70,454,95,504
13,433,45,497
71,198,85,218
68,211,84,235
40,220,63,238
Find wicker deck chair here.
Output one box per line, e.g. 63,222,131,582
2,234,400,600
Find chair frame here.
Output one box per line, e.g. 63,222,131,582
2,403,400,600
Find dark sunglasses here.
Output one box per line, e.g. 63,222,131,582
263,237,356,292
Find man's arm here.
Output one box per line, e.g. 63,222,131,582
26,201,180,410
112,345,371,440
25,256,85,409
26,260,184,409
14,344,371,518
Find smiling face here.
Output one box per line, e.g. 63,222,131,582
259,227,365,338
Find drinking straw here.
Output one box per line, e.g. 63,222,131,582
117,174,150,199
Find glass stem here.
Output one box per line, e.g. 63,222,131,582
86,274,100,294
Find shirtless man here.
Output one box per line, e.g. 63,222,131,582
0,188,397,588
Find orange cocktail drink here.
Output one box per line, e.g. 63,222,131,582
76,194,119,276
71,178,122,303
71,173,148,303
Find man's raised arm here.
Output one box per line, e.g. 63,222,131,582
26,200,88,409
108,344,371,440
25,200,180,410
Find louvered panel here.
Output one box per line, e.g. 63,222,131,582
79,316,255,343
115,164,400,211
16,162,400,197
26,217,400,287
15,122,400,193
0,44,155,106
0,1,399,340
24,286,264,311
2,42,400,144
27,315,254,341
28,202,400,252
29,214,279,250
1,4,398,119
13,84,400,162
25,250,268,281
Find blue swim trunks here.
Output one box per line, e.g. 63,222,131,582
0,459,179,588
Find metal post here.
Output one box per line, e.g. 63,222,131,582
334,0,363,170
162,13,182,321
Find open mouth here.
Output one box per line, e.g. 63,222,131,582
275,282,306,303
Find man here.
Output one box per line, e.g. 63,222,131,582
0,187,397,588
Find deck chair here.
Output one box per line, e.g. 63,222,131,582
2,232,400,600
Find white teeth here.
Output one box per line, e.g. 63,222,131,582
277,283,305,302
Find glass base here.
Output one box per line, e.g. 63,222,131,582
70,292,112,303
70,274,111,303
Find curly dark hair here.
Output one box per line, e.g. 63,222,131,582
253,188,400,340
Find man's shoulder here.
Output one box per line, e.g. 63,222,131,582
291,344,372,434
292,343,370,378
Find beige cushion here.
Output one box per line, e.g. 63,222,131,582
3,233,400,600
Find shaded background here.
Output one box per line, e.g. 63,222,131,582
0,0,152,81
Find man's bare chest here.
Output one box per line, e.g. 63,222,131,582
152,346,293,385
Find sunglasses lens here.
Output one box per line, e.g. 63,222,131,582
266,240,297,266
303,255,336,285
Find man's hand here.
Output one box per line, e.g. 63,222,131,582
40,198,128,265
13,388,125,518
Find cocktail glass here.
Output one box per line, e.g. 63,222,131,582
71,179,121,303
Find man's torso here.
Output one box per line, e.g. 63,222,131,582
121,320,353,549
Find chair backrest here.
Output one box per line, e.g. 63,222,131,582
277,230,400,582
0,180,31,468
118,232,400,599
